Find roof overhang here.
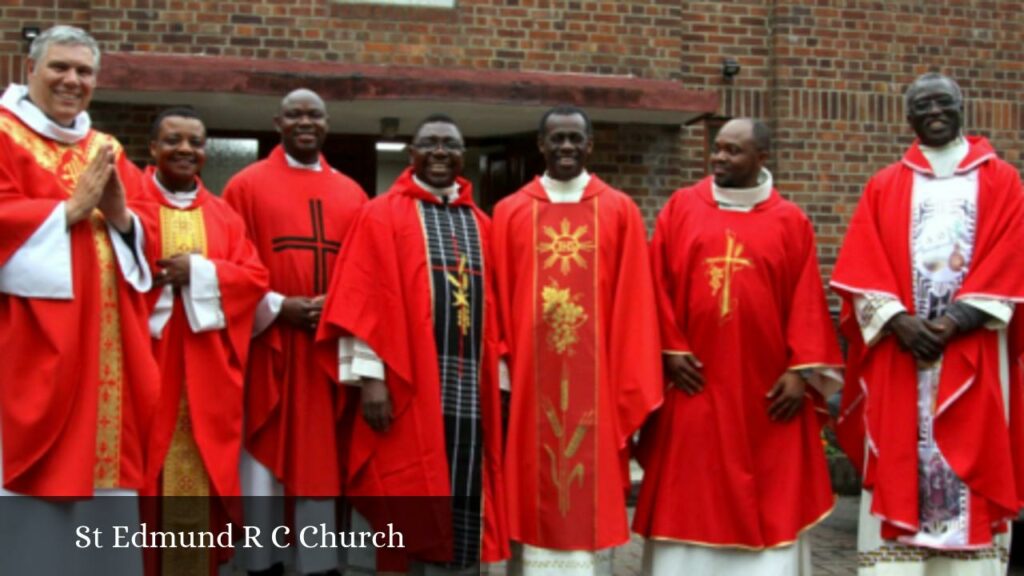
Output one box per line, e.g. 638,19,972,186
96,52,719,137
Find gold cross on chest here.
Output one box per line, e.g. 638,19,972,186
704,230,753,320
446,255,472,337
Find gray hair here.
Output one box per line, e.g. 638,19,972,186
904,72,962,114
29,25,100,71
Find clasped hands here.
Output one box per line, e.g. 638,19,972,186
886,312,957,364
278,295,325,332
65,145,132,233
663,353,814,422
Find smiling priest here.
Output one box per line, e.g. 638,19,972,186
317,114,510,575
133,107,269,576
493,105,662,576
0,25,160,576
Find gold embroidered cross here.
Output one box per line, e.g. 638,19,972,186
447,255,471,337
704,230,753,320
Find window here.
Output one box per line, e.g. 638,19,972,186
202,138,259,195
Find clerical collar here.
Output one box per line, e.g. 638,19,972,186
152,172,199,209
920,135,968,179
0,84,91,144
284,152,322,172
413,174,460,203
712,168,772,212
541,170,591,204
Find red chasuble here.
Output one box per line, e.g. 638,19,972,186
317,168,510,563
0,108,160,496
831,137,1024,545
632,177,842,548
223,146,367,496
134,167,268,575
493,175,662,551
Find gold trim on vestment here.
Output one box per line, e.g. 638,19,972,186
787,362,843,371
160,205,208,258
159,205,211,575
645,496,836,551
536,199,599,520
163,390,211,497
91,213,123,488
158,204,210,495
161,391,211,576
0,115,122,189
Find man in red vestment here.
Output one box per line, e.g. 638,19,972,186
223,89,368,576
0,25,160,575
832,73,1024,574
493,106,662,575
133,108,269,576
632,118,842,575
317,114,509,575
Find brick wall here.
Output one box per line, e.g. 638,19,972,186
590,122,682,229
90,101,164,166
0,0,682,80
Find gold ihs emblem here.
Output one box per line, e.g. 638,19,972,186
704,230,753,321
539,218,595,275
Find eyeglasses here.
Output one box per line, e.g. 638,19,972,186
411,139,465,153
910,95,960,115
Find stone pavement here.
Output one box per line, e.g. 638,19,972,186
486,496,861,576
269,493,1024,575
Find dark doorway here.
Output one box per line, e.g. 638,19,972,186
205,130,378,197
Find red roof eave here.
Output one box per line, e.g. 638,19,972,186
100,52,718,115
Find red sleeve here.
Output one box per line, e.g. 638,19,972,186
650,194,691,355
958,160,1024,301
319,200,415,398
830,171,907,302
609,197,663,447
491,199,515,362
785,214,843,369
0,135,63,266
210,204,270,369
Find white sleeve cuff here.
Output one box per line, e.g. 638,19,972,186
353,338,384,380
339,337,358,384
499,358,511,392
108,211,152,292
149,285,174,339
853,293,906,346
0,203,73,298
252,291,285,337
182,254,225,333
338,337,385,385
960,298,1014,330
814,367,843,399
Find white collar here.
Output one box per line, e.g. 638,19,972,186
284,152,322,172
712,168,773,212
920,135,969,179
413,174,460,202
541,170,591,204
0,84,91,144
152,172,199,209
